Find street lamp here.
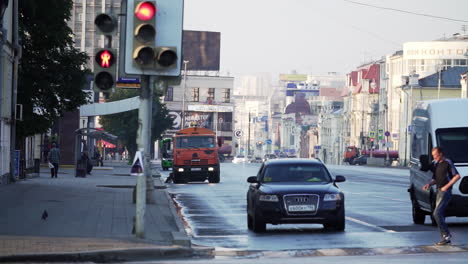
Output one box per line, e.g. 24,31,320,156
181,60,189,128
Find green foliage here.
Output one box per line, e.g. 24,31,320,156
99,89,174,161
17,0,90,138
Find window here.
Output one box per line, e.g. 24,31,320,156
207,88,215,102
436,128,468,163
165,87,173,101
191,87,199,102
261,164,332,183
222,88,230,103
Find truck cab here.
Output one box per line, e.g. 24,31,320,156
172,127,220,184
409,99,468,224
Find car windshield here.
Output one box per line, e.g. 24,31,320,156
176,136,215,149
261,164,332,183
436,128,468,163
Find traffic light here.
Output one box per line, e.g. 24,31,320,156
93,48,117,92
124,0,184,76
93,13,118,93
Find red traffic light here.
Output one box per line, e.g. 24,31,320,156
95,49,115,68
135,2,156,21
370,138,374,142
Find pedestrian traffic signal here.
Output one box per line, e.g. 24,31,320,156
94,13,118,93
93,48,117,92
124,0,184,76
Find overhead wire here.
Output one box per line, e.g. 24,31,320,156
344,0,468,23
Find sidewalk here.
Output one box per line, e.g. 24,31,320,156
0,161,206,262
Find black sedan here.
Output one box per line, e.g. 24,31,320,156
246,159,346,233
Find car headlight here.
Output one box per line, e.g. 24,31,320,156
259,194,279,202
178,168,184,172
324,193,341,201
208,167,214,171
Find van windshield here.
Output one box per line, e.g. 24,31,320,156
436,128,468,163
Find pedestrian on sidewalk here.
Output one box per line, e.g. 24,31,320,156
422,147,460,246
48,142,61,178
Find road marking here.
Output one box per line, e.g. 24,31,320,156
346,216,396,233
344,191,407,202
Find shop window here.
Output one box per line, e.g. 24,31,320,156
191,87,199,102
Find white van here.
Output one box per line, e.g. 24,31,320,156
409,99,468,224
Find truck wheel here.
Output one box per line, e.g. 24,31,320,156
208,171,220,183
173,172,187,184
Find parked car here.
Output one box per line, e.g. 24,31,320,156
246,159,346,233
263,154,278,162
232,155,247,164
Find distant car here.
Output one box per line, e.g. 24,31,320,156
350,155,367,165
263,154,278,162
287,155,297,158
246,159,346,233
249,157,262,163
232,155,247,164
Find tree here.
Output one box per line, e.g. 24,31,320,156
99,89,174,161
17,0,89,139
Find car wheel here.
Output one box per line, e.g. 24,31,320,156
252,210,266,233
411,194,425,225
247,214,253,230
324,208,345,231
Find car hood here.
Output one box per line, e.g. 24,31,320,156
259,182,338,194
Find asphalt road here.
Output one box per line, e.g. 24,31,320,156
162,163,468,251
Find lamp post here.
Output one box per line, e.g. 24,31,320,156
181,60,189,128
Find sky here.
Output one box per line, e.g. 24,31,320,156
183,0,468,78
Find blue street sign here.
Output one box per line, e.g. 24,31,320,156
266,139,272,145
118,77,140,83
314,145,321,150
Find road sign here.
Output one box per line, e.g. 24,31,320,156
314,145,321,150
234,129,243,138
266,139,272,145
384,131,390,137
369,131,376,138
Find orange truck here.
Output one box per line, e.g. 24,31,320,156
170,127,220,184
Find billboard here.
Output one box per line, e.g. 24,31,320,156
182,30,221,71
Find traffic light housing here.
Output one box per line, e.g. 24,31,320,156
93,13,118,93
124,0,184,76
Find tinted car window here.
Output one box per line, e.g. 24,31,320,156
261,164,331,183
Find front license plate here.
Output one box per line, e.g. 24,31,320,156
191,168,202,171
288,204,315,212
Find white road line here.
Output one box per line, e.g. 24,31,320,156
344,191,407,202
346,216,396,233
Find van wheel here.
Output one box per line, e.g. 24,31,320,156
412,199,426,224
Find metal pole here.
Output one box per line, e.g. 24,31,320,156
248,111,251,156
135,75,150,238
438,66,441,99
145,76,155,204
181,60,188,128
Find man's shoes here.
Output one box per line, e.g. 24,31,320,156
435,236,451,246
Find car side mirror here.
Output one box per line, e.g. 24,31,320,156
419,154,430,171
335,175,346,183
247,176,258,183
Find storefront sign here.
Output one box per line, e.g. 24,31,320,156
187,104,233,112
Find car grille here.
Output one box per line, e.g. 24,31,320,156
183,159,208,165
283,194,319,215
460,176,468,194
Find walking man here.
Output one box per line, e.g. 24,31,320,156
423,147,460,245
48,142,61,178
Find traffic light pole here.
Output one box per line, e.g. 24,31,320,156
135,75,150,238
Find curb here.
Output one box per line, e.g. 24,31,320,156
214,244,468,259
0,247,197,263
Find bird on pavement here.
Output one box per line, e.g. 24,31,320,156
41,210,48,220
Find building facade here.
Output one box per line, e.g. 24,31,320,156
163,74,235,156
